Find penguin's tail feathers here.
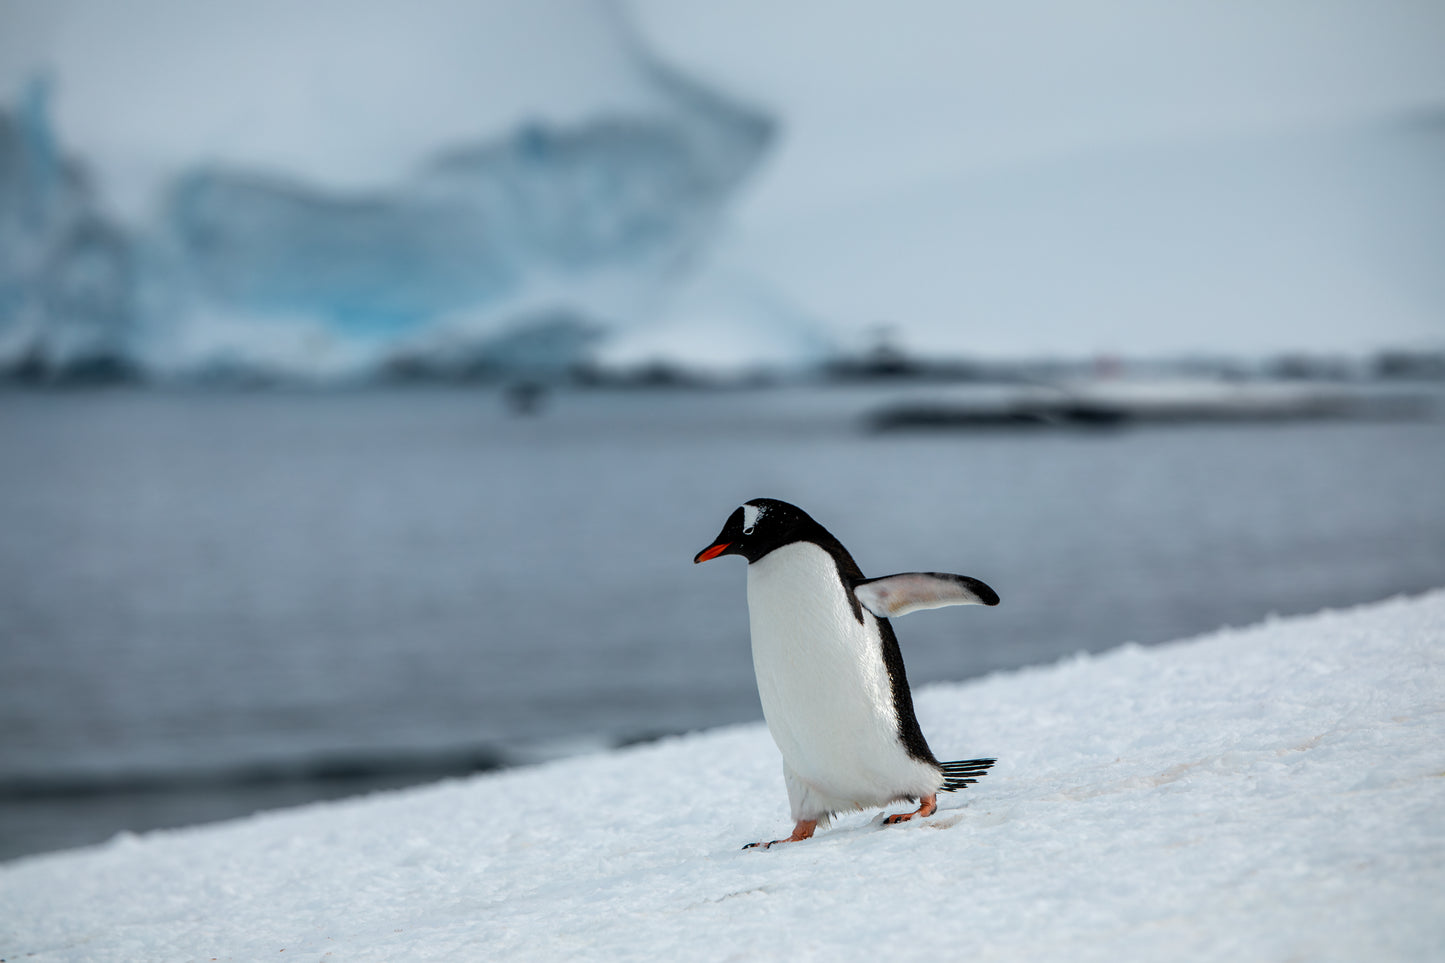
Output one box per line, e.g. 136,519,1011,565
939,758,996,792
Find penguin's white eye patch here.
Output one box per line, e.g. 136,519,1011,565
741,504,763,532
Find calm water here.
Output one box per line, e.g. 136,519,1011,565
3,385,1444,860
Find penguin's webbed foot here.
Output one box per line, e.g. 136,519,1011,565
742,819,817,850
883,793,938,825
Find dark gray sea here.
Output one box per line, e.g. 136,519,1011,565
3,384,1444,861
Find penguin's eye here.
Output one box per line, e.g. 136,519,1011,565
743,526,755,536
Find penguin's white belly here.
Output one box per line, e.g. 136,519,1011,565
747,542,939,818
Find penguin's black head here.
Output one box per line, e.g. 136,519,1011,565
693,498,814,565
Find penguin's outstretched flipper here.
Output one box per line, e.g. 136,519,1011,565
939,758,996,792
852,573,1000,618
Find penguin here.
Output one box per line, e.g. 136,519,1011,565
694,498,999,849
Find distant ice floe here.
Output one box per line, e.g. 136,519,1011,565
864,378,1441,431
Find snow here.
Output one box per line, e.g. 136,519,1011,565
4,590,1443,961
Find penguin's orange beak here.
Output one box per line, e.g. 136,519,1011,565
694,542,730,563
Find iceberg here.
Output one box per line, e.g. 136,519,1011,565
0,79,136,380
0,18,775,382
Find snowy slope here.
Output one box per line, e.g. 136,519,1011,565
3,590,1442,961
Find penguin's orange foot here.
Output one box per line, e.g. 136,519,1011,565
742,819,817,850
883,793,938,825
